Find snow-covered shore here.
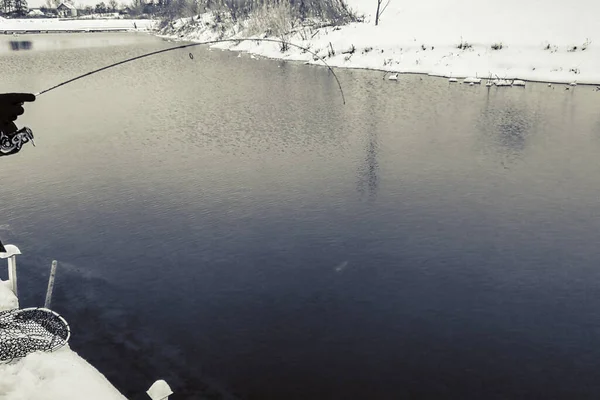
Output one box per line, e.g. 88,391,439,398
0,17,157,32
159,0,600,85
2,1,598,85
0,267,126,400
0,349,128,400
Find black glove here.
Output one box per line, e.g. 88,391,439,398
0,93,35,127
0,93,36,157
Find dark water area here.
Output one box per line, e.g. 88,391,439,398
2,33,600,399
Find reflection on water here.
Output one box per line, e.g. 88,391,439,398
477,89,534,166
0,32,151,54
3,34,600,400
357,129,379,199
9,40,33,51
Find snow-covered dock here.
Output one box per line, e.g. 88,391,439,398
0,245,167,400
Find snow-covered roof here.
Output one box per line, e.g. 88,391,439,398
57,2,77,9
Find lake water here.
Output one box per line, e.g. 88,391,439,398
2,33,600,399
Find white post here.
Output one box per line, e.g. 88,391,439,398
7,256,17,297
147,380,173,400
0,245,22,298
44,260,58,309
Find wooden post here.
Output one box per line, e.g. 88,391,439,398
44,260,58,309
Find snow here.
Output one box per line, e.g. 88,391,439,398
0,264,126,400
158,0,600,85
0,5,596,396
0,347,127,400
0,18,156,31
0,281,18,311
27,10,45,17
493,79,513,86
147,380,173,400
0,245,21,259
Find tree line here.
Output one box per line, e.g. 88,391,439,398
1,0,28,16
138,0,356,23
3,0,357,23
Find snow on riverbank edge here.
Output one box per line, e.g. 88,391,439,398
157,9,600,86
0,280,126,400
0,18,157,31
2,11,598,86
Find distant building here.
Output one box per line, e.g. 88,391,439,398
56,2,77,17
27,9,46,17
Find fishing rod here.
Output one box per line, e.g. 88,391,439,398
34,38,346,104
1,38,346,157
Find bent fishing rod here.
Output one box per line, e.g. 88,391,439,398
34,38,346,103
1,37,346,156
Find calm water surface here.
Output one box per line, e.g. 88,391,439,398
1,33,600,399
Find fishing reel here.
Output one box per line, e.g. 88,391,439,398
0,126,35,157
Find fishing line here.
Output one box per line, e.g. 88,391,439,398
34,38,346,104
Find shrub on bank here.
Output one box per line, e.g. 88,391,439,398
158,0,357,37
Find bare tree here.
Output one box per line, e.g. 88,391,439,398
108,0,117,10
13,0,27,14
158,0,355,26
129,0,143,14
95,1,107,12
374,0,390,25
45,0,61,7
1,0,13,13
185,0,200,15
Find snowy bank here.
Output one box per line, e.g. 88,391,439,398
0,348,128,400
0,18,157,32
0,281,17,311
0,257,126,400
159,0,600,85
